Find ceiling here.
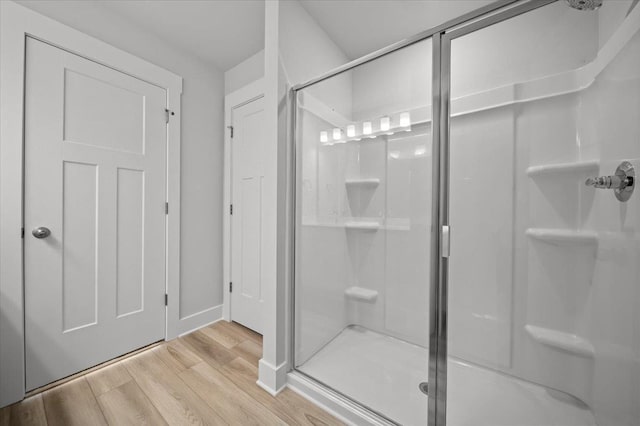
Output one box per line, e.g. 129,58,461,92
300,0,495,60
16,0,265,72
16,0,495,71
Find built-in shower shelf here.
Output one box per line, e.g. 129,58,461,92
345,286,378,302
345,178,380,188
525,325,594,358
526,160,599,177
526,228,598,245
344,221,380,231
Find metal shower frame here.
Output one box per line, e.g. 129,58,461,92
289,1,558,424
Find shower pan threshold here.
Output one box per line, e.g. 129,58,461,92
299,325,596,426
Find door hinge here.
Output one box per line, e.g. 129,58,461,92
165,294,168,306
165,108,175,124
227,125,234,138
229,282,233,293
165,202,169,215
230,204,233,215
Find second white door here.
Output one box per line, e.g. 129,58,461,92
231,96,266,334
24,38,168,390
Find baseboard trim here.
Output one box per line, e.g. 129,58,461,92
256,379,282,396
257,358,288,395
177,304,223,337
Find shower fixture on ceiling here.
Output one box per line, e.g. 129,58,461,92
566,0,603,11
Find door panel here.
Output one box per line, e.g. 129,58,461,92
62,161,99,331
24,38,167,390
116,168,145,317
63,69,145,154
231,97,265,334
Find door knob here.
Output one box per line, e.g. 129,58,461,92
32,227,51,239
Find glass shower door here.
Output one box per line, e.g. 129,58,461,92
443,1,640,425
293,38,434,425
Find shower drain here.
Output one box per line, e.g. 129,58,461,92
418,382,429,395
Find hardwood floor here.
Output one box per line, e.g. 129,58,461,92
0,321,344,426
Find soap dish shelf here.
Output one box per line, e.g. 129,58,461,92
344,221,380,231
525,325,594,358
526,228,597,245
345,178,380,188
526,160,599,177
345,286,378,302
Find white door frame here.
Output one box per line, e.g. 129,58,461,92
222,78,265,322
0,1,182,406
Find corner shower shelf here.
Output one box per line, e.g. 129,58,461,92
526,228,598,245
345,178,380,188
344,221,380,231
525,325,594,358
526,160,599,177
345,286,378,302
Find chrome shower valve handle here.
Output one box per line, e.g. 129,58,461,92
585,161,635,202
585,175,633,189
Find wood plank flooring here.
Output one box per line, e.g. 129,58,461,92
0,321,344,426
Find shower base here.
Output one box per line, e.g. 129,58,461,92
299,326,596,426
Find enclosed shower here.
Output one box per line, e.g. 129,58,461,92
291,1,640,425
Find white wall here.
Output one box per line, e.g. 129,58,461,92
279,0,351,116
8,2,225,331
224,50,264,95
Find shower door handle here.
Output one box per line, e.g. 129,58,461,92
441,226,450,258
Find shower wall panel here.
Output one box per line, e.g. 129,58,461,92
351,42,432,122
586,27,640,426
448,3,598,384
518,91,595,403
448,4,640,424
449,3,597,98
336,41,434,347
448,106,515,369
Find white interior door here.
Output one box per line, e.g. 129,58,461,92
230,97,266,334
24,38,167,390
